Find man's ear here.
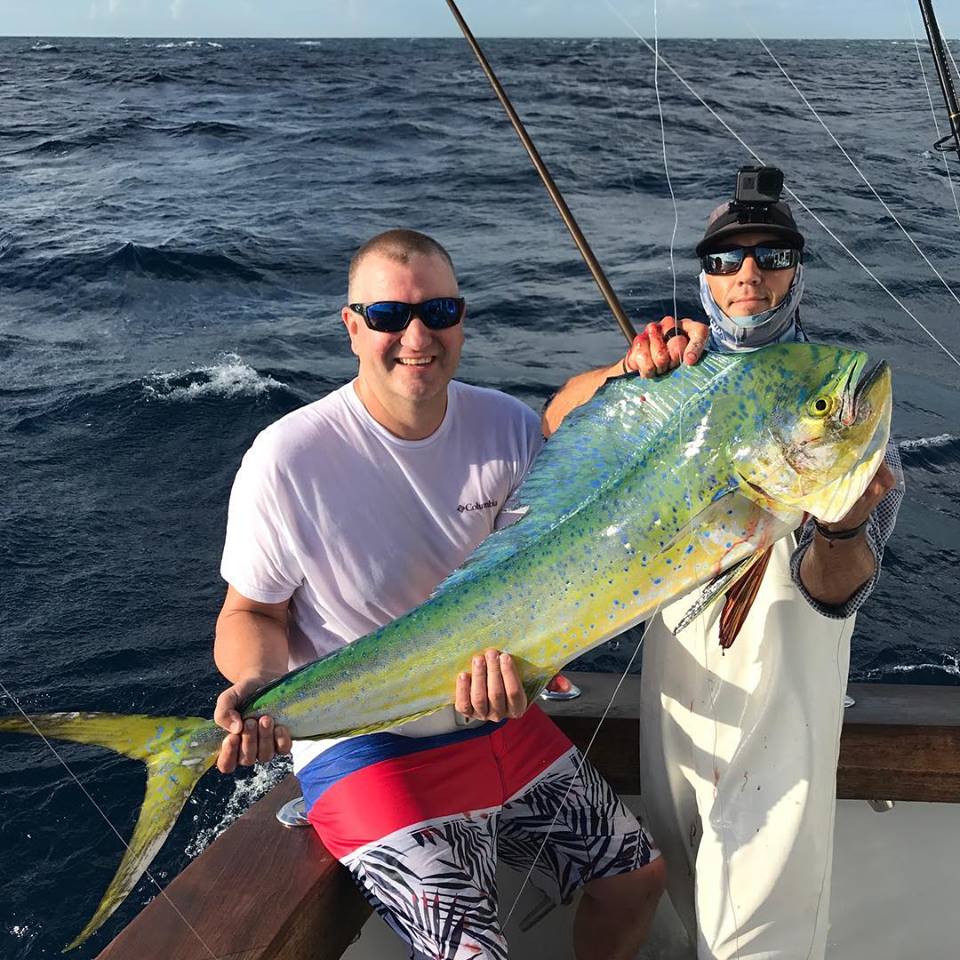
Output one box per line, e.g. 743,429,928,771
342,305,360,357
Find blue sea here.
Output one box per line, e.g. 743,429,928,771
1,35,958,957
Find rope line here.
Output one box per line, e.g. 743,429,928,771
906,0,960,223
502,616,652,929
604,0,960,370
653,0,680,322
754,31,960,310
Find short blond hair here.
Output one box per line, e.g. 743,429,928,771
348,229,455,299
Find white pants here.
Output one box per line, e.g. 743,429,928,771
640,537,855,959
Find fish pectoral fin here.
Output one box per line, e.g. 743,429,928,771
654,487,740,556
718,545,774,649
673,545,774,647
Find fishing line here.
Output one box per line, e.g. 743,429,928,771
503,359,737,929
798,615,852,960
653,0,680,321
946,35,960,89
604,0,960,371
752,31,960,309
501,603,658,930
700,603,744,960
602,12,896,958
905,0,960,224
0,679,220,960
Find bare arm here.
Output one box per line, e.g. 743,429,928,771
542,319,708,437
542,361,622,438
798,462,897,608
213,586,293,773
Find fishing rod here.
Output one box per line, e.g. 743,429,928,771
917,0,960,156
443,0,637,343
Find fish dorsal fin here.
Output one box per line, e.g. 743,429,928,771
434,354,739,597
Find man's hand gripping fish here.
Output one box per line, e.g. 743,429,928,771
0,341,892,948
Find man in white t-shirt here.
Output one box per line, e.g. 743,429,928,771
212,229,665,960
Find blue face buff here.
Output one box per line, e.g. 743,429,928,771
699,262,806,353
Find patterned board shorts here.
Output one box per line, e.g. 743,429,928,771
298,705,659,960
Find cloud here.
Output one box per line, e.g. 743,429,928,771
87,0,123,18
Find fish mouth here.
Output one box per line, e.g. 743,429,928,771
842,356,889,426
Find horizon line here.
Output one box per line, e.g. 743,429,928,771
1,33,942,41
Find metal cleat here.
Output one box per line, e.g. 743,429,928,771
276,795,310,828
540,675,582,701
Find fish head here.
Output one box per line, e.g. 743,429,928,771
732,343,892,522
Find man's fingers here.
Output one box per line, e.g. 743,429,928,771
484,649,506,722
646,322,671,375
681,320,709,365
499,653,527,717
469,654,488,718
629,332,656,378
455,671,473,717
274,725,293,755
871,462,896,496
257,715,275,764
214,688,243,735
238,718,258,766
819,462,896,533
217,733,240,774
658,316,688,367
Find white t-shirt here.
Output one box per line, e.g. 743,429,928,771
220,378,543,770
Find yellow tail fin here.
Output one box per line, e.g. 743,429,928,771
0,712,222,950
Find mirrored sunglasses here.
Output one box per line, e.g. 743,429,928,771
701,245,800,276
348,297,465,333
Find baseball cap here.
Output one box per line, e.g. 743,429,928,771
696,198,804,257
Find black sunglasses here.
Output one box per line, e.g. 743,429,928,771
701,245,800,276
348,297,465,333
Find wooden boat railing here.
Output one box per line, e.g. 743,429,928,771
95,673,960,960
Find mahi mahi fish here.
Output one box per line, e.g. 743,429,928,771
0,341,892,948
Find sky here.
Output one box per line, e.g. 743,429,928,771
0,0,958,41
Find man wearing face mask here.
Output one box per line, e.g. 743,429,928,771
543,168,903,959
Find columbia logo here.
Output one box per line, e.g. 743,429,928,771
457,498,499,513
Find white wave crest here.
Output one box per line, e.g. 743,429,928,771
862,654,960,680
899,433,956,450
153,40,223,49
184,756,291,859
142,353,285,402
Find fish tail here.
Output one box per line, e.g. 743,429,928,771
0,711,221,950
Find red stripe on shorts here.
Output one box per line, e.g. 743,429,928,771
308,705,572,860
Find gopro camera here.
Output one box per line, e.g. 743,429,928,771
734,166,784,206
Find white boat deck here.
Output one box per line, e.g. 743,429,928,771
343,799,960,959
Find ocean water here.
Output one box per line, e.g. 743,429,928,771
1,35,958,957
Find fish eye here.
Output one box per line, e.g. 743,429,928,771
809,395,834,418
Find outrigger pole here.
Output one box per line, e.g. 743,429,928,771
917,0,960,157
444,0,637,343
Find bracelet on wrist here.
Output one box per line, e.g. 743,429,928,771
813,517,869,541
621,356,629,376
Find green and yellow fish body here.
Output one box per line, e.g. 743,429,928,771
0,342,892,947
